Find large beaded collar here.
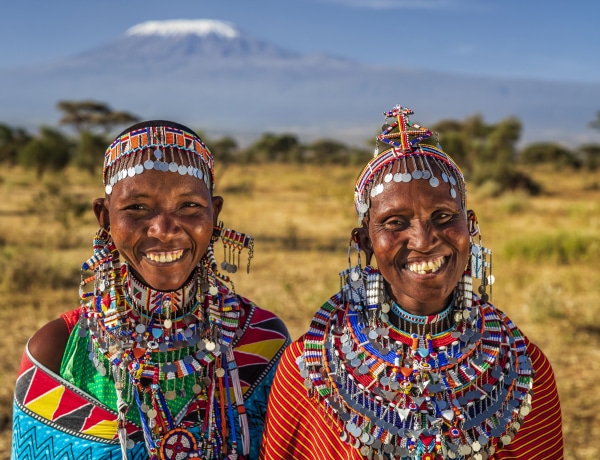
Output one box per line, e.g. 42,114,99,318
300,266,533,460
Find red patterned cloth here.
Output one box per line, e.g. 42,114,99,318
13,298,290,459
260,336,563,460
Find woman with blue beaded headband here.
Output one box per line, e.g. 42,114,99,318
12,120,290,460
261,106,563,459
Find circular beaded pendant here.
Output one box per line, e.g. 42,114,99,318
160,427,198,460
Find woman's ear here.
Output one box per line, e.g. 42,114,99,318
467,209,478,236
93,198,110,228
352,220,374,266
211,195,224,226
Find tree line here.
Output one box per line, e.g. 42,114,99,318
1,100,599,195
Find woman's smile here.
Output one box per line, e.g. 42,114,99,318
404,255,447,274
144,249,185,264
361,164,471,316
97,169,223,291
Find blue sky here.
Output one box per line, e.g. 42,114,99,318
0,0,598,83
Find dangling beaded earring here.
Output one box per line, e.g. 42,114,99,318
218,224,254,275
341,229,366,314
207,221,255,293
468,214,493,303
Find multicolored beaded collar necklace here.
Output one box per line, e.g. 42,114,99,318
300,266,533,460
79,228,249,459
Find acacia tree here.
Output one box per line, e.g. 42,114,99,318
18,126,72,178
57,100,139,135
432,115,539,194
519,142,580,169
243,133,301,162
57,100,140,175
0,124,31,165
305,139,350,164
209,136,239,165
74,130,107,176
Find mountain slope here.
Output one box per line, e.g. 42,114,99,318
1,19,598,146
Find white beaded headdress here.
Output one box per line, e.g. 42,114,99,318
103,120,214,195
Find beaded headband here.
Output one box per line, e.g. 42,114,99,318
354,105,465,220
103,121,214,195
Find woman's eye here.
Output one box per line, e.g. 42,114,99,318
124,204,146,211
433,212,456,224
383,219,408,230
181,202,202,210
178,202,205,214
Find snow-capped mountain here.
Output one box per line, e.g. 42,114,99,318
1,19,599,146
65,20,300,68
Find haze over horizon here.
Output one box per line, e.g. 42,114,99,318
1,0,598,84
1,3,599,148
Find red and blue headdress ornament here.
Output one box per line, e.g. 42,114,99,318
354,105,466,220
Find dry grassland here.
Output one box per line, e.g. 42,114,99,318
1,163,598,459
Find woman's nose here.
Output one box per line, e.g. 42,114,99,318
147,212,180,240
406,220,436,251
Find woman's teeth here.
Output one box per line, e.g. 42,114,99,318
405,256,445,274
146,250,184,263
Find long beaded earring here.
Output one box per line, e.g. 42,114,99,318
213,221,255,274
341,229,364,313
468,214,493,303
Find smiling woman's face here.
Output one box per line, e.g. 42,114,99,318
96,169,222,291
363,166,471,315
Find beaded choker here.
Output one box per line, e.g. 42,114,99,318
388,299,455,337
79,227,249,459
301,266,533,460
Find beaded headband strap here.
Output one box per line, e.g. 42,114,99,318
103,122,214,195
354,106,465,220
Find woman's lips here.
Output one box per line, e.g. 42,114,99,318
144,250,185,263
404,255,446,274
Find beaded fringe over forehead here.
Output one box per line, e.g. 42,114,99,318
103,124,214,195
355,106,466,219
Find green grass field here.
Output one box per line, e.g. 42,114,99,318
1,163,598,459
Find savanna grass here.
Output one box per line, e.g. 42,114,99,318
0,163,598,459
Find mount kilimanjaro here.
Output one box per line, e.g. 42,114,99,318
1,19,599,146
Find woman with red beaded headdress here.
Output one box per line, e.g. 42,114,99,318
260,106,563,459
12,120,290,459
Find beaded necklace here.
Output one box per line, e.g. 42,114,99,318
79,228,248,460
301,266,533,460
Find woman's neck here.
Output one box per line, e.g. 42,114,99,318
124,266,199,318
387,294,456,336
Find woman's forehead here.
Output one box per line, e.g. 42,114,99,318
369,174,463,213
109,168,211,200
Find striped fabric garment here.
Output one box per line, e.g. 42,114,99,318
260,335,563,460
12,298,290,460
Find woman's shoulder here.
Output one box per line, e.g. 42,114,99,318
27,308,80,374
237,295,290,339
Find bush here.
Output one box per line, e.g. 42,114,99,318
578,144,600,170
519,142,581,169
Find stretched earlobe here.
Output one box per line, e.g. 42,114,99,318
212,195,224,226
93,198,110,229
352,224,374,266
467,209,479,236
